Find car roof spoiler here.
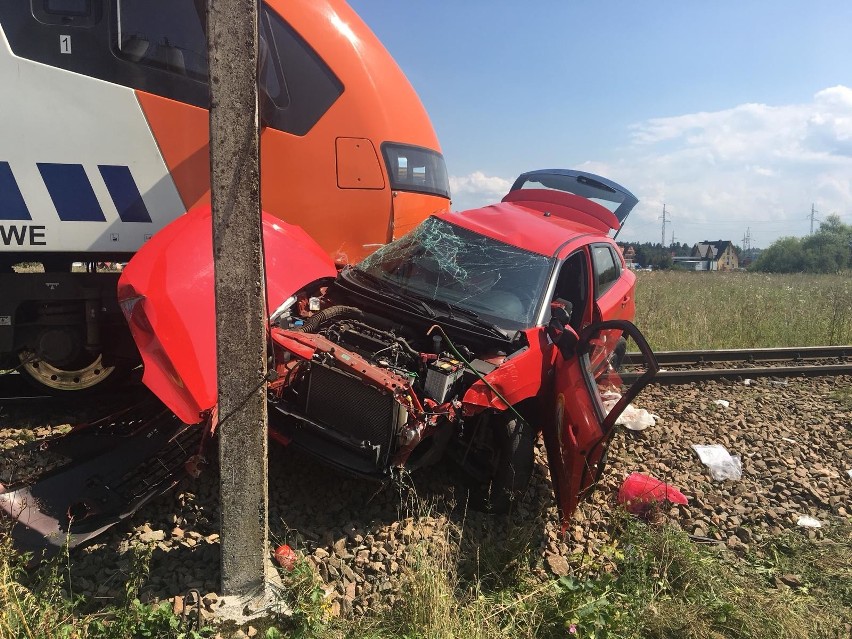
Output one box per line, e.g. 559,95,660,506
507,169,639,230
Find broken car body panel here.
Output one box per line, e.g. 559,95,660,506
117,204,337,425
0,400,200,558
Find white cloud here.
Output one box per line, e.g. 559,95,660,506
612,85,852,245
449,171,513,211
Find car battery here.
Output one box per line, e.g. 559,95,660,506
425,356,465,402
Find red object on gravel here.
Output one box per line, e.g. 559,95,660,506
274,544,298,571
617,472,688,514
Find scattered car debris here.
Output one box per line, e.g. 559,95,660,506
692,444,742,481
617,472,688,515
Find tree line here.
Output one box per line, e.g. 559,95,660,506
750,215,852,273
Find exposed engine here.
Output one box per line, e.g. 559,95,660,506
268,303,509,476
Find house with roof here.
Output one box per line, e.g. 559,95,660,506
618,244,638,269
675,240,738,271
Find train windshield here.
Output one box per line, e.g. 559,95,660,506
382,143,450,199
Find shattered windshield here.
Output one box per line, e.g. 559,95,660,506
356,217,553,330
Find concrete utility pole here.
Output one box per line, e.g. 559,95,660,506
208,0,269,600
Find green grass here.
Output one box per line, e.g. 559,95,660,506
0,530,213,639
5,515,847,639
634,271,852,350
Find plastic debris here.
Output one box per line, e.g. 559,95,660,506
617,472,688,515
847,469,852,480
796,515,822,528
692,444,742,481
274,544,297,571
713,399,730,408
781,437,797,444
743,379,754,386
601,392,660,431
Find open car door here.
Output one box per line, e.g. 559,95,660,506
542,319,658,531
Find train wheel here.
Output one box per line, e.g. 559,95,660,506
18,350,117,392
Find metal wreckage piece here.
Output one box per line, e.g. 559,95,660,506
0,398,213,559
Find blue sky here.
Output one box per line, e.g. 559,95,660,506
348,1,852,248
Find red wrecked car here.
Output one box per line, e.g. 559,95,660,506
120,168,658,521
1,170,657,555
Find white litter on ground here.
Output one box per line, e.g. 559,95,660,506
796,515,823,528
713,399,730,408
692,444,742,481
601,392,660,431
743,379,755,386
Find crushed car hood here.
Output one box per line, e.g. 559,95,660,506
118,205,337,424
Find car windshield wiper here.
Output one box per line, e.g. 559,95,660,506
412,295,508,337
414,296,478,320
345,268,436,317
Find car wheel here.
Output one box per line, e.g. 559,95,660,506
479,412,536,514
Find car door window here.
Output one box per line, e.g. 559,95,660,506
551,250,589,331
592,245,619,298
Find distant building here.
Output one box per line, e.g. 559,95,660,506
619,245,638,269
672,240,739,271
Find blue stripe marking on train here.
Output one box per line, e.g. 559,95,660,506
0,162,32,220
98,165,152,223
37,163,106,222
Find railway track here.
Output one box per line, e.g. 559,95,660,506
625,345,852,385
2,345,850,403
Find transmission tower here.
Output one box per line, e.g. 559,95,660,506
809,204,819,235
741,227,752,253
659,203,670,247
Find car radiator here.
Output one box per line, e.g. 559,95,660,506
304,362,406,466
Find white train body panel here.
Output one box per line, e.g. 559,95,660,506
0,24,184,254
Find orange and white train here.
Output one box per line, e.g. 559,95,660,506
0,0,450,391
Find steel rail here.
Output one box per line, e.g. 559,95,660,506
626,345,851,367
621,363,852,385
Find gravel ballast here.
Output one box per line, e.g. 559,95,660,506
1,374,850,618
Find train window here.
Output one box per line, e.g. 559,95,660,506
115,0,208,80
44,0,90,16
382,143,450,199
32,0,102,25
259,7,343,136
